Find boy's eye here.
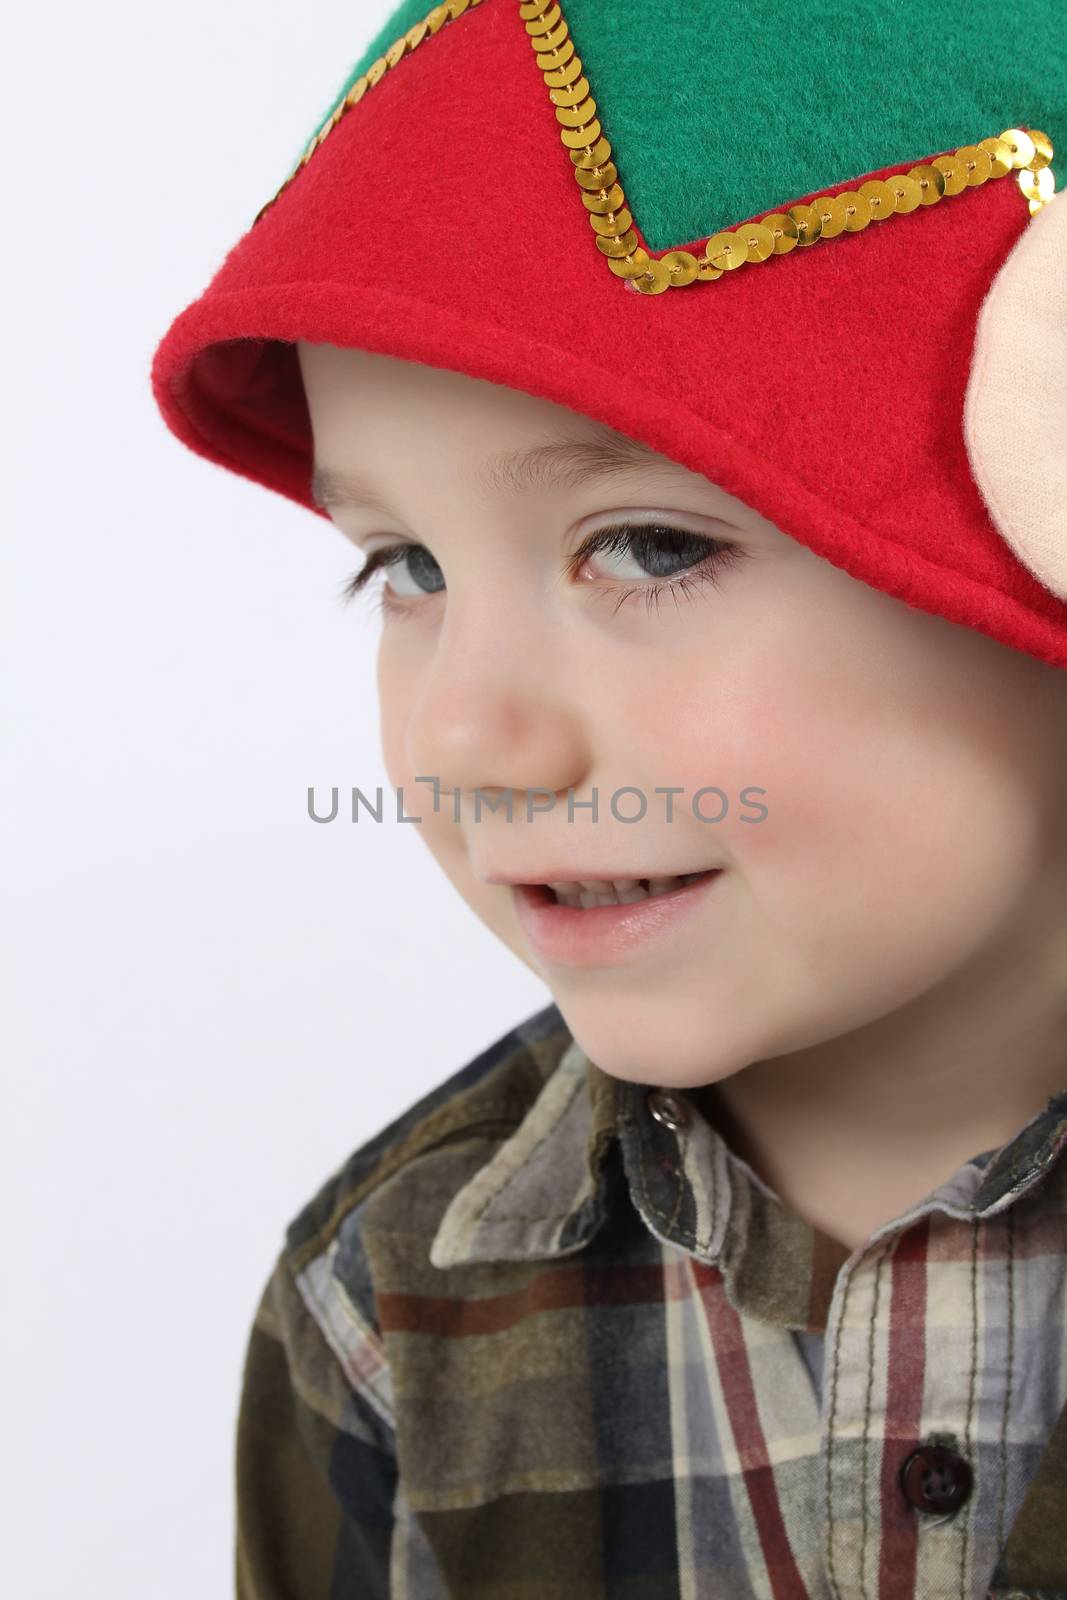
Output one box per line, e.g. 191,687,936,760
365,541,444,601
338,521,746,617
577,524,729,586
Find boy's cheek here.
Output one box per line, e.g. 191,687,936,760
703,661,1033,943
373,585,1046,937
377,688,509,926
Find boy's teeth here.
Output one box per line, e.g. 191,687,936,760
545,871,709,908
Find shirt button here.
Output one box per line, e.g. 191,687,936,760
899,1445,973,1513
646,1089,691,1130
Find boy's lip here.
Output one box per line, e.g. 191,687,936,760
512,871,725,966
482,865,723,885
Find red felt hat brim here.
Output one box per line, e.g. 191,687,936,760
150,0,1067,668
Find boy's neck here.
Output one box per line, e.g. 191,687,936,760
691,900,1067,1255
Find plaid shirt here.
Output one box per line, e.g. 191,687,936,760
235,1001,1067,1599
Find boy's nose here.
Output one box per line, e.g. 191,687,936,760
401,615,591,802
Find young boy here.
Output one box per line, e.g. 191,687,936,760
151,1,1067,1595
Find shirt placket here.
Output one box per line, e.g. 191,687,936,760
614,1078,1067,1600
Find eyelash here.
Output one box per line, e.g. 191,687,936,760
337,522,747,621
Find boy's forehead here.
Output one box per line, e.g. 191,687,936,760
298,351,792,542
308,412,753,525
298,341,649,451
298,339,704,492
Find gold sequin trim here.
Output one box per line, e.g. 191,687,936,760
520,0,1056,292
253,0,1057,301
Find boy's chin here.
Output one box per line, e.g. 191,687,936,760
553,1002,764,1091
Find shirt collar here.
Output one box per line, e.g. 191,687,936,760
429,1024,1067,1328
429,1035,621,1269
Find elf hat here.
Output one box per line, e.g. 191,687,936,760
150,0,1067,669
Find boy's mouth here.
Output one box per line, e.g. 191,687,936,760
512,869,725,966
529,868,719,910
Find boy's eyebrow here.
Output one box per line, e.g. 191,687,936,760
309,423,673,515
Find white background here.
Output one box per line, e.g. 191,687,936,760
4,4,549,1592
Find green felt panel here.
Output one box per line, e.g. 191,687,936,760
297,0,1066,249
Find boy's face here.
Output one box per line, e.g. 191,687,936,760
297,340,1067,1090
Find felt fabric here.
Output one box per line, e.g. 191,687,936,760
303,0,1067,251
964,195,1067,600
150,0,1067,668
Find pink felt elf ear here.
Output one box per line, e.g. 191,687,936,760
964,196,1067,600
